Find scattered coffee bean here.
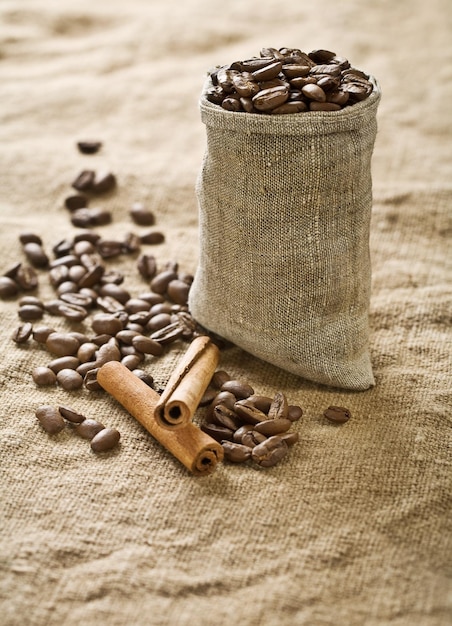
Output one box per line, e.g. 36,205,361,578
58,405,86,423
323,405,351,424
57,368,84,390
32,366,57,386
90,427,120,452
77,141,102,155
35,405,65,435
251,436,289,467
72,170,95,192
221,441,252,463
75,418,105,439
12,322,33,343
46,332,80,357
64,194,88,211
130,203,155,226
91,170,116,194
0,276,19,298
22,242,49,268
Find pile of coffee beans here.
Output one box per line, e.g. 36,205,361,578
198,370,302,468
35,404,120,453
206,47,374,114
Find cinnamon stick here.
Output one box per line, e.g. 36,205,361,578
97,361,224,476
154,335,220,428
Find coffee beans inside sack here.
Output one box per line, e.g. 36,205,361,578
189,46,381,390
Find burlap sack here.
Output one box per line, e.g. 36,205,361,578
189,77,381,390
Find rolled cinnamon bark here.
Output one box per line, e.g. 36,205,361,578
154,335,220,428
97,361,223,476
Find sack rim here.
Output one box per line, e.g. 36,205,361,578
199,76,381,134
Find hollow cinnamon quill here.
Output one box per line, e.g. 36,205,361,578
97,361,223,476
154,335,220,428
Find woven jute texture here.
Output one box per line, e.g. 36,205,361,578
189,79,381,390
1,1,451,626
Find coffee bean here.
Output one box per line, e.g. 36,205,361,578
221,380,254,399
91,313,124,336
146,312,172,332
201,423,235,442
46,332,80,356
122,232,141,254
32,325,56,343
167,279,190,306
130,203,155,226
77,141,102,154
96,239,123,258
279,431,300,446
35,405,66,435
252,85,289,111
132,335,164,356
287,405,303,421
58,405,86,423
15,265,38,290
64,194,88,211
254,417,292,436
32,366,57,386
234,401,268,425
75,418,105,439
91,170,116,194
58,302,89,323
150,270,178,295
48,356,80,373
12,322,33,344
323,405,351,424
221,441,252,463
210,390,237,411
251,435,289,467
139,231,165,245
72,170,95,192
268,392,289,420
125,298,151,314
57,368,84,390
149,321,184,345
19,232,42,245
241,429,267,448
211,404,240,431
121,354,143,370
301,83,327,102
23,242,49,268
132,369,154,386
90,428,120,452
233,424,255,443
95,338,121,365
18,304,43,321
0,276,19,298
84,368,102,391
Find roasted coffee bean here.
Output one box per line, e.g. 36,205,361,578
221,379,254,399
244,394,273,413
56,280,78,296
57,368,84,390
281,64,310,78
20,295,44,309
19,232,42,245
95,338,121,365
77,360,99,378
75,418,105,439
211,370,231,389
302,83,327,102
252,85,289,111
32,366,57,386
221,441,252,463
232,73,260,98
99,283,131,304
65,194,88,211
15,265,38,290
150,270,178,295
279,431,300,446
254,417,292,436
272,101,308,114
125,298,151,314
137,254,157,280
233,424,255,443
35,405,65,435
72,170,95,192
32,325,56,343
22,242,49,268
0,276,19,298
60,292,93,309
268,392,289,420
77,342,98,362
90,428,120,452
251,435,289,467
234,401,268,425
12,322,33,344
149,321,184,345
91,170,116,193
84,368,102,391
58,405,86,423
241,429,267,448
91,313,124,336
149,302,173,316
211,404,240,431
96,239,123,258
201,422,235,442
58,302,89,323
18,304,43,321
167,279,190,305
78,264,105,288
288,405,303,422
68,265,88,283
130,203,155,226
132,369,154,386
198,385,219,407
121,354,144,370
146,312,172,332
323,405,351,424
128,311,152,326
132,335,163,356
97,296,124,313
139,231,165,245
210,390,237,411
122,232,141,254
48,356,80,373
77,140,102,154
308,49,336,62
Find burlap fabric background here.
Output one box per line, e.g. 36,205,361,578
1,1,451,625
190,79,380,390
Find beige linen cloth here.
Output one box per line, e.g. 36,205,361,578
1,1,451,625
